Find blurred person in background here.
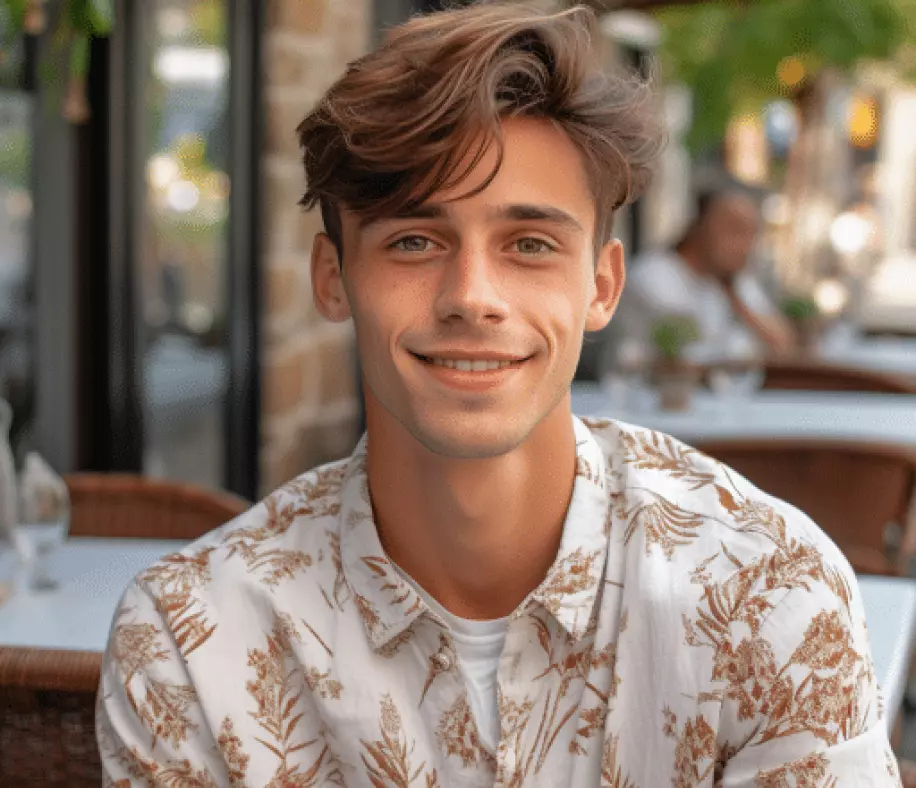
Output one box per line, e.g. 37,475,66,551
610,185,796,368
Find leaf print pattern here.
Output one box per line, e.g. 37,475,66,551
140,550,220,658
535,547,604,619
96,417,900,787
223,493,317,587
244,614,339,785
600,733,637,788
621,491,706,559
217,717,250,787
361,694,431,787
621,430,717,491
114,745,219,788
754,752,833,787
663,709,717,787
437,694,495,769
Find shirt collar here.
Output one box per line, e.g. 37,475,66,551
338,414,612,652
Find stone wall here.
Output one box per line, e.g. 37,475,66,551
260,0,371,494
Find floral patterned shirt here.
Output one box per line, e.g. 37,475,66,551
97,414,902,786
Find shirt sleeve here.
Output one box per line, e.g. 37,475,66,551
96,580,226,787
717,568,903,787
735,274,777,317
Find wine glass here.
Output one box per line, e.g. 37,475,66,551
709,332,765,419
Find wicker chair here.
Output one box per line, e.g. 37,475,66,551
694,438,916,576
0,476,249,785
761,360,916,394
0,648,102,786
65,473,250,540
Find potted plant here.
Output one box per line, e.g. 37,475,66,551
650,315,701,411
779,294,823,354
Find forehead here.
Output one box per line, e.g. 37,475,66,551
708,194,759,227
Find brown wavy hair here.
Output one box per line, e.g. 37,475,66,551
297,1,665,258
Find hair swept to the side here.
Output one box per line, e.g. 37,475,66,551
297,1,666,254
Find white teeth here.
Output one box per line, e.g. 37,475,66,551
429,357,515,370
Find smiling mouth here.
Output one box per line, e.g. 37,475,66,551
411,353,531,371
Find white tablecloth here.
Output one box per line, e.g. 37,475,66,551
821,334,916,380
0,538,913,732
858,575,916,731
0,537,189,652
571,385,916,447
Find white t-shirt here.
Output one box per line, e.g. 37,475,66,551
611,248,776,364
391,562,508,752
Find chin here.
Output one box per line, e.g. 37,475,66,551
407,415,530,460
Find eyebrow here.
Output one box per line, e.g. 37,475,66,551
491,204,585,234
361,202,585,234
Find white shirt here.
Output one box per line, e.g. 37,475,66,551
392,561,508,752
97,414,901,786
612,248,777,364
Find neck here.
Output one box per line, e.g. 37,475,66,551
365,399,577,620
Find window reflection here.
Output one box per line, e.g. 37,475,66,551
141,0,229,489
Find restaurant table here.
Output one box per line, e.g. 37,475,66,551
571,385,916,447
0,538,914,733
858,575,916,731
820,329,916,380
0,537,189,651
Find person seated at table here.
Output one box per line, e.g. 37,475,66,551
96,5,900,786
611,185,796,366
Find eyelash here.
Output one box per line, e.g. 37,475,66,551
387,236,557,255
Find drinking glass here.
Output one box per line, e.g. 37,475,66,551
15,453,70,591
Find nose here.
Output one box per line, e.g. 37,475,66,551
434,243,509,325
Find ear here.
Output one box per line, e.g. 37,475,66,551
584,239,625,333
311,233,351,322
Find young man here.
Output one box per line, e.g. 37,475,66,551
97,4,900,786
611,187,796,366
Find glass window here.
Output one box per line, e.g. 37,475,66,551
0,16,35,461
140,0,230,489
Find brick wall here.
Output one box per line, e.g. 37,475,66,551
260,0,371,494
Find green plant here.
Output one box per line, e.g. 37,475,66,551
652,0,909,150
780,295,821,321
2,0,114,122
651,315,701,361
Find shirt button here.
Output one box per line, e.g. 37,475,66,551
431,650,453,671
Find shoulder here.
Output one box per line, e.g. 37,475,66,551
582,417,855,602
131,455,354,607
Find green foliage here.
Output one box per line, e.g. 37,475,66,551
66,0,114,37
653,0,909,149
0,127,31,187
651,315,701,359
779,295,821,320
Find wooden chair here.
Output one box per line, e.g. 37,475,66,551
761,360,916,394
65,473,250,540
693,438,916,577
0,647,103,786
0,477,249,785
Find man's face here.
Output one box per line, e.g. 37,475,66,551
701,195,760,278
311,116,623,460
